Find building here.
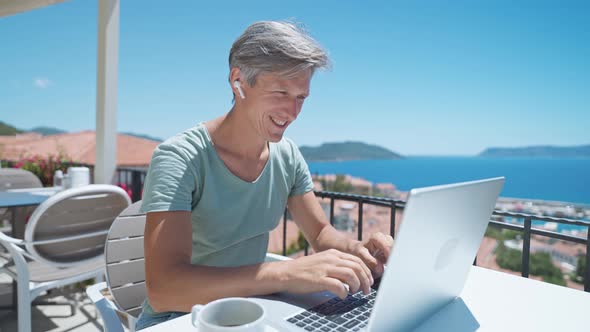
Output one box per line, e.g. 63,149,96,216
0,131,160,168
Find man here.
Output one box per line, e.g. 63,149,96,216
136,21,394,329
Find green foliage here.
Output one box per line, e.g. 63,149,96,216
495,243,522,271
530,252,566,286
484,227,520,241
542,274,566,286
574,255,586,284
331,175,353,193
484,226,503,240
285,231,308,256
495,243,566,286
0,121,22,135
503,230,521,240
12,154,83,186
320,174,372,195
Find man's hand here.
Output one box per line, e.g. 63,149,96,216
276,249,374,299
347,232,394,277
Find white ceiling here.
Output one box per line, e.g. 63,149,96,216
0,0,67,18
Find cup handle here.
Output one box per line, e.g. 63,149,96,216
191,305,204,326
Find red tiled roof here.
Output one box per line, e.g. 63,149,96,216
0,131,159,167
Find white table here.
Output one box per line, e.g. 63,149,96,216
142,266,590,331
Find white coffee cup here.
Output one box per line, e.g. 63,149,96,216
191,298,265,331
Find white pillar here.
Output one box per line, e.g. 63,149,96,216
95,0,119,184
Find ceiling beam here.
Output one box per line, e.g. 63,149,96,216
0,0,68,18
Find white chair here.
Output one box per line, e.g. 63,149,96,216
0,168,43,232
0,184,131,332
87,200,290,332
0,168,43,191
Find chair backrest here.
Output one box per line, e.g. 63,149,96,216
105,200,146,318
24,184,131,267
0,168,42,191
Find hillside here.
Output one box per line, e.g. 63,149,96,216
0,121,163,143
29,126,67,136
121,132,163,142
0,121,22,135
300,141,403,162
479,145,590,157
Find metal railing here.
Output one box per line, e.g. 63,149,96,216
115,167,146,202
279,191,590,293
17,163,585,293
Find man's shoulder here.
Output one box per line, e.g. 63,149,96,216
273,136,299,155
272,137,307,168
156,123,210,155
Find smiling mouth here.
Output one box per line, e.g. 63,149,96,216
270,116,288,128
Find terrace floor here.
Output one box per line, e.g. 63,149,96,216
0,257,107,332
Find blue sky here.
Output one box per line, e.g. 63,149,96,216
1,0,588,156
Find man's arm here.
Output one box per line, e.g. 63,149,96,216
145,208,378,311
144,210,284,312
287,191,393,276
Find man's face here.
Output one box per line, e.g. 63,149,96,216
239,69,311,143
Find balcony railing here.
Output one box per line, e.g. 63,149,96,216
115,167,146,202
114,167,590,293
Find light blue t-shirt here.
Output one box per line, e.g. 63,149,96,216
138,122,314,317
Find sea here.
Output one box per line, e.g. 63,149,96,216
308,157,590,232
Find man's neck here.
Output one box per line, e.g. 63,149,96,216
206,107,268,161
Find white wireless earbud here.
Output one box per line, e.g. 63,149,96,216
233,81,245,99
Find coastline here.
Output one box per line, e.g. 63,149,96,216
308,157,590,206
311,173,590,233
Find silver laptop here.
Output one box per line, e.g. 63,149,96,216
270,177,504,332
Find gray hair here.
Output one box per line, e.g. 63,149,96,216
229,21,330,86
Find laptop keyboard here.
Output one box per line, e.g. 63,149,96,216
285,278,381,331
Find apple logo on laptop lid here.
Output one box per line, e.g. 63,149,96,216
435,238,460,271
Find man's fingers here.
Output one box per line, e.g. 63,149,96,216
370,233,393,262
338,251,373,284
333,253,373,293
323,277,349,299
358,246,381,275
329,267,361,294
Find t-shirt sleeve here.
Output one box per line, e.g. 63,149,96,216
290,142,314,197
140,142,197,213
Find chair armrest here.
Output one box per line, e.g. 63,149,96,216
86,282,125,332
265,252,291,262
86,281,108,302
0,231,23,245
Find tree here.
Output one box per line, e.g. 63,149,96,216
484,226,503,240
575,255,586,284
530,252,566,286
285,231,308,256
331,175,353,193
495,243,522,272
495,244,566,286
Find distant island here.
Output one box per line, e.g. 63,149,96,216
300,141,403,162
0,121,66,136
29,126,67,136
479,145,590,157
0,121,163,142
120,132,163,142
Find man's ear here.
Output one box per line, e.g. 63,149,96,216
229,67,246,99
233,80,245,99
